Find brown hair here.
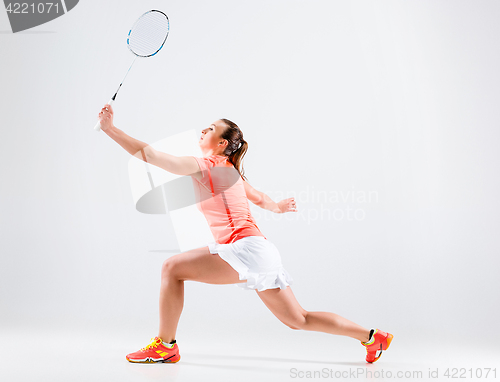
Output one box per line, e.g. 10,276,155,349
219,118,249,181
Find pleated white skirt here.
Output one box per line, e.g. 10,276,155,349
208,236,294,292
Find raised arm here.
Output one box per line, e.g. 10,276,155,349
99,104,200,176
243,180,297,213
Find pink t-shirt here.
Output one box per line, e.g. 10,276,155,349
191,154,266,244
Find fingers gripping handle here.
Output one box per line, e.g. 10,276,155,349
94,99,115,132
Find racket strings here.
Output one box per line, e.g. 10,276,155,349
128,11,169,57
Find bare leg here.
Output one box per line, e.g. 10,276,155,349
158,276,184,343
158,246,245,343
257,286,371,343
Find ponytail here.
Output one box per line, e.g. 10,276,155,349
220,119,248,181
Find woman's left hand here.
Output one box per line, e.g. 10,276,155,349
277,197,297,213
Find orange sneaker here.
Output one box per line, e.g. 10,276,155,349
126,337,181,363
361,329,393,363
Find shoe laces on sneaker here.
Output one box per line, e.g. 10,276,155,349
140,337,163,352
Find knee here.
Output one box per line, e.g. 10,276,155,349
285,311,308,330
161,258,178,280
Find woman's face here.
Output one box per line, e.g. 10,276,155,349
199,120,228,155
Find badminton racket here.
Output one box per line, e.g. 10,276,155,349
94,10,170,132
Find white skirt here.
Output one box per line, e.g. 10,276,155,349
208,236,294,292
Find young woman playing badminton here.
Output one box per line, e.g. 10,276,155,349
97,104,393,364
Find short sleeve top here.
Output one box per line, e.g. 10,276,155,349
190,154,266,244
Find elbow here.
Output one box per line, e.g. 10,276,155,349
256,194,270,210
134,146,156,163
254,192,265,206
144,146,156,163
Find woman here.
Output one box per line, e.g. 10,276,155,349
97,104,393,364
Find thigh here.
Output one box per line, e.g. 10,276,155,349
166,246,246,285
256,286,307,328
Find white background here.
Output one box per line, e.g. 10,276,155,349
1,1,499,381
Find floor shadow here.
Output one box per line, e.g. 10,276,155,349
185,352,367,367
179,361,285,373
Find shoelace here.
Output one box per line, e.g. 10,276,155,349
141,337,162,351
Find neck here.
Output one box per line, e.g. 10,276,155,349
202,150,225,157
201,148,226,157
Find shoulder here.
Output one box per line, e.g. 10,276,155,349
195,155,230,167
191,155,232,181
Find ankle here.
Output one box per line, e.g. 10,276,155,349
158,336,176,344
362,329,374,343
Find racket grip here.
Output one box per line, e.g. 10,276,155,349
94,120,103,132
94,99,115,132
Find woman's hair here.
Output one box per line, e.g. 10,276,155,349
219,118,248,181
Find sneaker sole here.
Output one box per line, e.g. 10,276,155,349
126,355,181,364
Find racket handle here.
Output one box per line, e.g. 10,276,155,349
94,120,103,132
94,98,115,132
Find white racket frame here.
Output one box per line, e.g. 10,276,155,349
94,10,169,132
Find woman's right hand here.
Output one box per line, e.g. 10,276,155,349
98,103,114,131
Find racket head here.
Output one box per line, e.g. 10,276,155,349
127,10,170,58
